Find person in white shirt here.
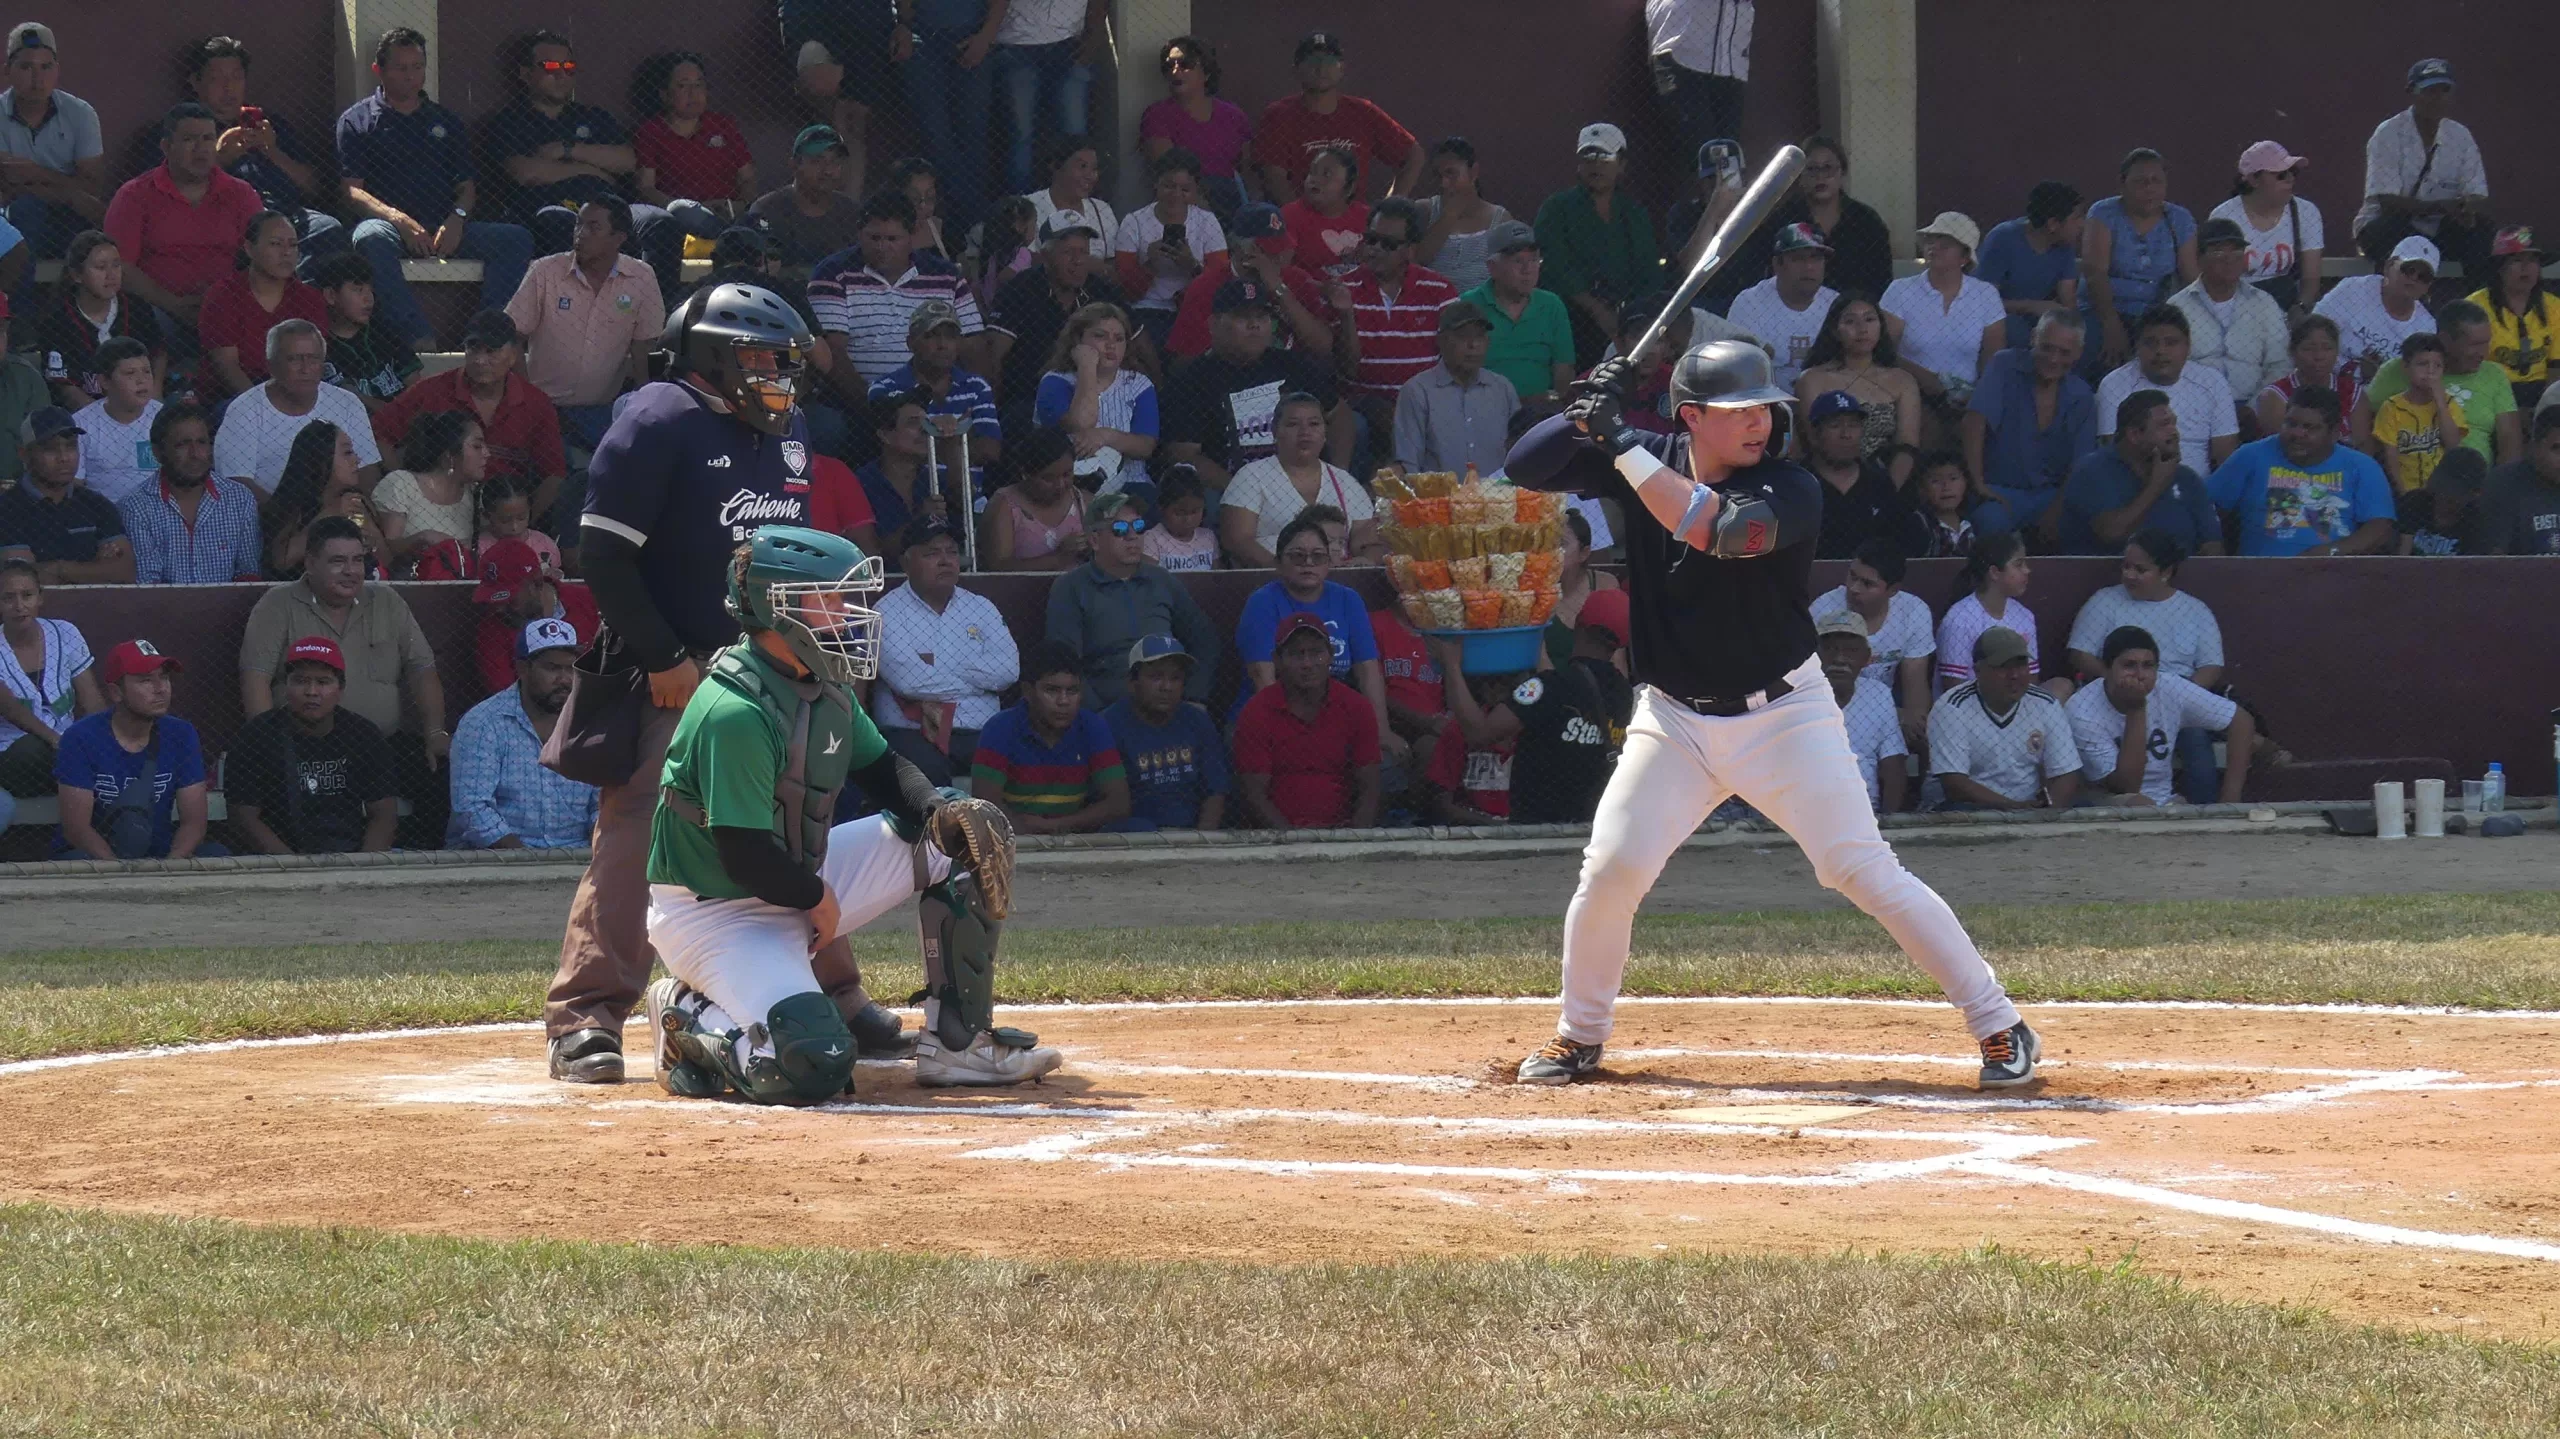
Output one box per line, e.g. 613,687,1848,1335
1645,0,1753,159
1025,134,1119,260
1218,390,1378,564
2167,217,2290,407
2209,140,2324,314
1927,625,2079,811
209,320,381,494
2093,304,2239,474
2065,624,2255,807
2314,234,2438,379
70,337,160,506
1111,147,1226,340
870,515,1021,788
1881,211,2004,400
1808,536,1934,746
1934,530,2045,696
1814,610,1907,814
2064,529,2224,683
1725,222,1836,389
2352,58,2493,279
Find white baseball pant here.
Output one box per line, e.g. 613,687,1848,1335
1556,666,2021,1045
647,815,953,1039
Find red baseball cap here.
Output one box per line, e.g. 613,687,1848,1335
100,638,180,685
1576,588,1632,647
285,635,347,673
474,538,559,604
1273,611,1332,649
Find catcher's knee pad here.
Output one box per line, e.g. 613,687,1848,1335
724,992,855,1105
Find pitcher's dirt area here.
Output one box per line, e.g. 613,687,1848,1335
9,997,2559,1341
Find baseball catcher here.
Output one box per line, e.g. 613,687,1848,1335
641,524,1061,1102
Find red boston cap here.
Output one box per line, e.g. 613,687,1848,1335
1273,611,1331,648
474,538,558,604
285,635,346,673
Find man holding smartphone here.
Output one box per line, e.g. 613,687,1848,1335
188,36,347,270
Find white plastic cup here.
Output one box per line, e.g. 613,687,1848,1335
2412,778,2446,838
2374,781,2407,840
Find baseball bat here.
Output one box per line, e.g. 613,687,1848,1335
1624,143,1807,366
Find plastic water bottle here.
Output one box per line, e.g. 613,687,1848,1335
2483,763,2507,814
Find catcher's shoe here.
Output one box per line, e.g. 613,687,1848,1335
547,1027,624,1084
1517,1037,1604,1086
1977,1021,2042,1089
928,796,1014,920
849,999,915,1059
644,977,728,1099
914,1029,1063,1087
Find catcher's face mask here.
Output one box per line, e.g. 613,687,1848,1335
727,342,806,433
765,556,884,686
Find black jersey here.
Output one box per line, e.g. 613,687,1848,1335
1500,660,1619,824
1507,415,1823,698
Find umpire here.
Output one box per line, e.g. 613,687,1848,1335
546,282,853,1083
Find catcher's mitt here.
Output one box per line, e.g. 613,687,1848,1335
926,796,1015,920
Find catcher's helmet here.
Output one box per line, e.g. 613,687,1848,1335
661,282,812,436
1667,338,1795,446
726,526,885,685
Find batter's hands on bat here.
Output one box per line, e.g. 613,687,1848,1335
1565,386,1633,454
1578,356,1636,401
648,657,703,709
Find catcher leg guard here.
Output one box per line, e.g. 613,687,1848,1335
913,873,1062,1087
643,976,729,1099
704,992,857,1105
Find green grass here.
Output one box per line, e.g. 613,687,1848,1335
2,1205,2554,1437
8,892,2560,1064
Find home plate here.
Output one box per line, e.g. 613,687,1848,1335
1652,1103,1871,1126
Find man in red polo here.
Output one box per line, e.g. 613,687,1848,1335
100,102,262,338
1233,611,1382,829
371,309,567,522
1334,195,1460,443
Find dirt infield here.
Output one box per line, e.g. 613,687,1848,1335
8,997,2559,1341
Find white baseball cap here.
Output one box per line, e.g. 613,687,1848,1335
2389,234,2442,271
1575,122,1627,158
1915,210,1982,255
518,617,581,658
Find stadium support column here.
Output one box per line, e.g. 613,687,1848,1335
1816,0,1917,265
1111,0,1191,214
336,0,439,111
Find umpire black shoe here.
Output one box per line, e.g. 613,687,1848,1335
1517,1037,1604,1086
849,1000,915,1059
548,1027,625,1084
1977,1022,2041,1089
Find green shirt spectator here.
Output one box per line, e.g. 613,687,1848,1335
1532,123,1661,358
2360,300,2520,465
1464,222,1577,405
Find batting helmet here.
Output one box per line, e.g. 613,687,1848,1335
1668,338,1795,448
726,526,885,685
661,282,813,437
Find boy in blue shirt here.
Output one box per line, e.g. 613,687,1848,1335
52,639,219,859
2205,386,2396,556
1102,635,1229,829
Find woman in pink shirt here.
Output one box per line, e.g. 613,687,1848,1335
1138,35,1252,219
983,426,1091,572
196,211,327,401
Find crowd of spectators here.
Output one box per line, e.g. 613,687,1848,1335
0,9,2554,857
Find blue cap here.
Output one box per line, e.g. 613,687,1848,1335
1808,390,1864,426
2407,58,2453,90
1126,633,1194,672
1213,276,1275,314
1229,202,1285,240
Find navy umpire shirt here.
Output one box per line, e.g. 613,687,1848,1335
581,381,813,655
1508,414,1822,700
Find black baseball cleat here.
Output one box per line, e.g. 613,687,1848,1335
1977,1022,2042,1089
849,1000,915,1059
1517,1037,1604,1086
548,1027,625,1084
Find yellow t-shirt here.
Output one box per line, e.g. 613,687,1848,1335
2370,389,2467,493
2467,286,2560,385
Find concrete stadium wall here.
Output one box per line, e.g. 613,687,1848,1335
37,558,2560,799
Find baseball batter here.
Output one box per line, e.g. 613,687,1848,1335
642,525,1060,1100
1503,339,2040,1088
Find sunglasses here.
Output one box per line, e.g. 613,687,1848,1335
1106,517,1151,538
536,59,577,74
1360,231,1406,248
1278,548,1331,565
1164,54,1200,72
2398,262,2435,279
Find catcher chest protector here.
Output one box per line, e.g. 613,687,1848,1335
705,644,857,864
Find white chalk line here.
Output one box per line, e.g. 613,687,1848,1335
1718,1070,2469,1117
1613,1047,2403,1079
8,992,2560,1083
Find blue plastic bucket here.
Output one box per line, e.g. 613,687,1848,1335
1421,624,1547,675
